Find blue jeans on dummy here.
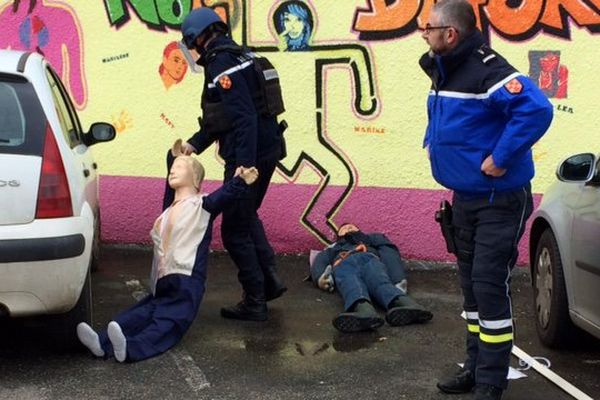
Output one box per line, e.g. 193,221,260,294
333,252,405,311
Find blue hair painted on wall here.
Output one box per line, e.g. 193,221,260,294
274,1,313,51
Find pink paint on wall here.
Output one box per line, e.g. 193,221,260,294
0,0,87,108
100,176,541,265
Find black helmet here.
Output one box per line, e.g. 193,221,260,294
181,8,228,49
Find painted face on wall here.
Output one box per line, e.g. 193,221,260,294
283,12,305,39
163,48,187,81
540,53,559,72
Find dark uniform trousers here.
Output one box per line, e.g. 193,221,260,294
221,154,279,300
452,185,533,389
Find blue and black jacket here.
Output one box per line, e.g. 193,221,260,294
419,31,553,197
188,35,283,168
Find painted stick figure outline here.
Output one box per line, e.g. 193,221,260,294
0,0,87,109
239,0,380,244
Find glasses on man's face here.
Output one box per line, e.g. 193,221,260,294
420,24,454,33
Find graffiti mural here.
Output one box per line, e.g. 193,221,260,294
273,0,313,51
102,0,241,31
0,0,87,108
528,51,569,99
240,0,380,243
3,0,598,263
352,0,600,41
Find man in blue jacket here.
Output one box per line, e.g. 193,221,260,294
419,1,553,399
310,223,432,333
178,8,287,321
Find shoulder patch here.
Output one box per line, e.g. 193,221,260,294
218,75,232,90
504,78,523,94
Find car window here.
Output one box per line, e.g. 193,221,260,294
0,82,25,146
45,68,82,148
0,73,46,156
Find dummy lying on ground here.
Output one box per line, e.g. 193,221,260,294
309,223,433,333
77,139,258,362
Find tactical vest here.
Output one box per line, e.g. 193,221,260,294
200,45,285,136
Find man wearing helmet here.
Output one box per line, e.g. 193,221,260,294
178,8,287,322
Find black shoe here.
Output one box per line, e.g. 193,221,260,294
264,269,287,301
474,384,503,400
436,368,475,394
332,301,384,333
386,295,433,326
221,298,268,321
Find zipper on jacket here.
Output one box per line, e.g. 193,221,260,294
432,56,446,146
488,188,495,203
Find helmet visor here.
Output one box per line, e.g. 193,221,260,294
178,41,202,73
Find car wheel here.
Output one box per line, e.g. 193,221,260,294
533,228,573,348
49,269,93,350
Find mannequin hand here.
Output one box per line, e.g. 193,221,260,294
237,166,259,185
182,142,195,155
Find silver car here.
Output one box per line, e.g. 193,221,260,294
529,153,600,347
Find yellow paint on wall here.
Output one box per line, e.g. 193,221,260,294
6,1,596,194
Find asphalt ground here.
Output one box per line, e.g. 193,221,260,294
0,246,599,400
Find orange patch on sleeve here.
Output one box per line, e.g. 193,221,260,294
218,75,232,90
504,78,523,94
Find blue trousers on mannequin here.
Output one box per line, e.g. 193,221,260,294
333,252,405,311
97,274,203,362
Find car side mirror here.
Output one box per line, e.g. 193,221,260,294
84,122,116,146
556,153,597,183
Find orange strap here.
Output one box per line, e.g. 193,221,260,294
333,244,368,267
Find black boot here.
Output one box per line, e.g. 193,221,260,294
332,301,384,333
474,384,503,400
385,295,433,326
436,368,476,394
221,295,268,321
262,264,287,301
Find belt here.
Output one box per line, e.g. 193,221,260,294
333,244,371,268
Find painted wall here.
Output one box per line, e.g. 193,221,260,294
2,0,600,264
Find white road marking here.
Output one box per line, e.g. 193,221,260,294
170,348,211,391
126,281,210,392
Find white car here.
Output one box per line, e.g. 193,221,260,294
529,152,600,347
0,50,114,347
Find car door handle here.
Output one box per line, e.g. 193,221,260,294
83,169,90,178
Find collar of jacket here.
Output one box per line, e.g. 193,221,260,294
419,30,486,85
197,35,235,66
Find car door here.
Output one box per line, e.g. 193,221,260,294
45,67,98,216
570,160,600,327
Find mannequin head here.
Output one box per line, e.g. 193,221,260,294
168,156,205,191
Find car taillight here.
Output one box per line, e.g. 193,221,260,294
36,124,73,218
